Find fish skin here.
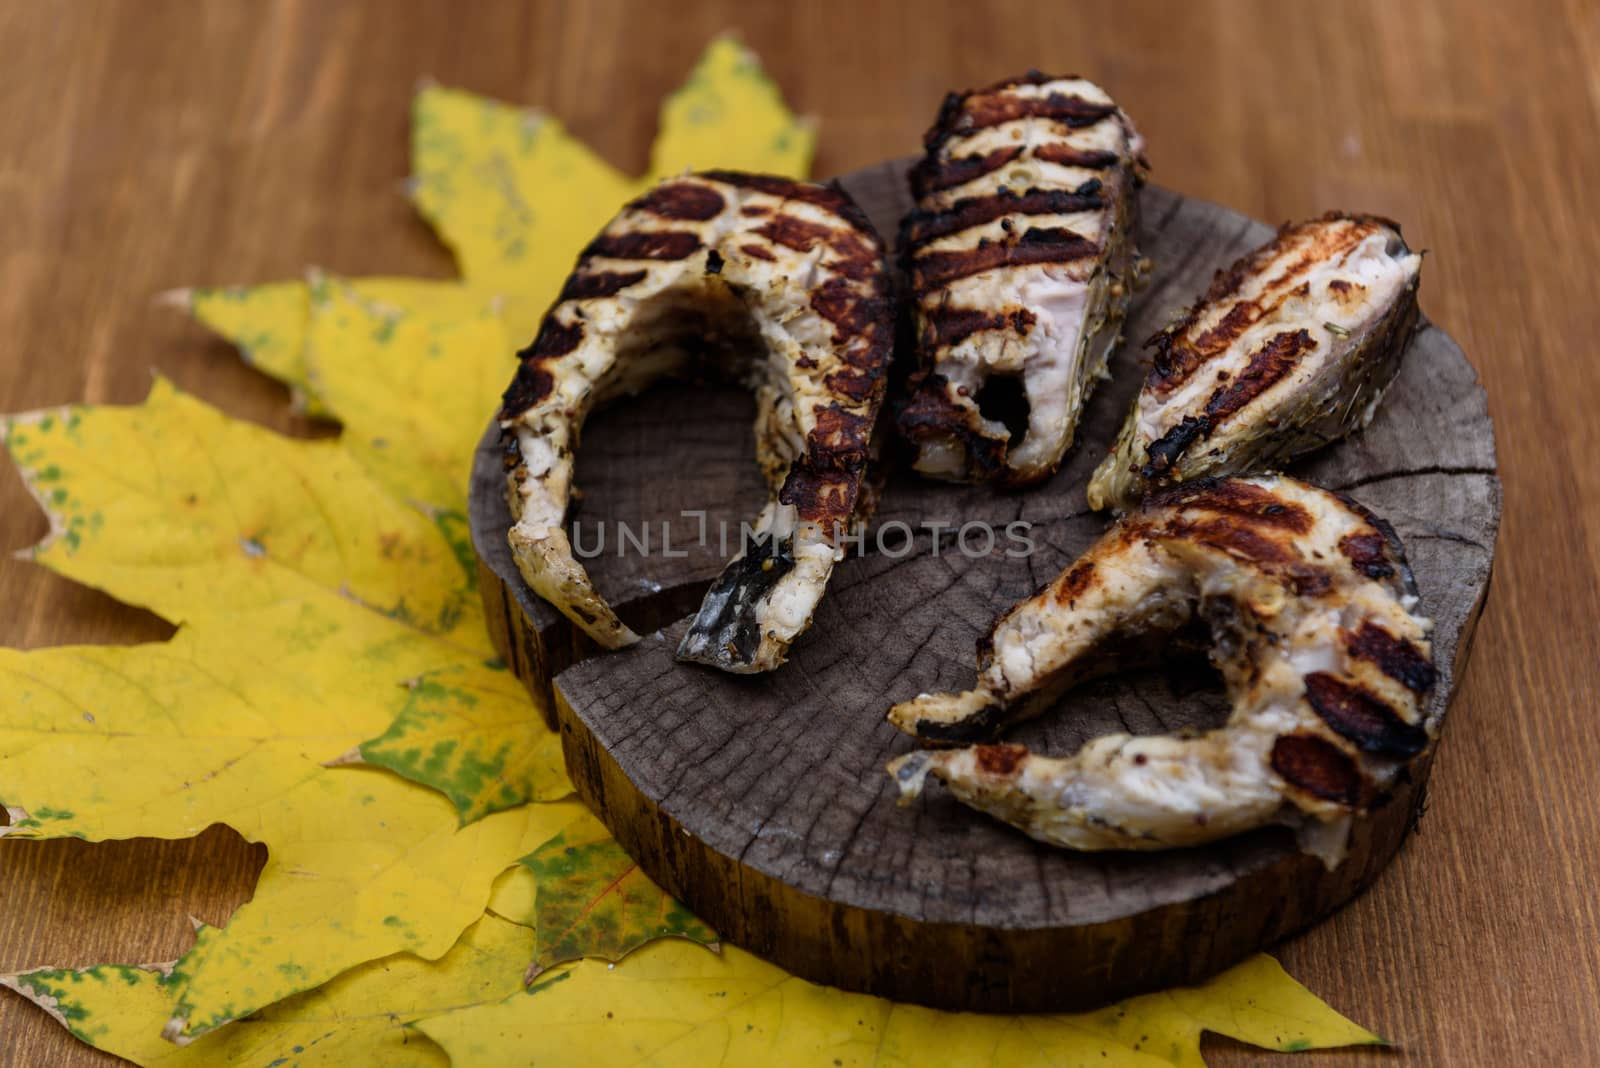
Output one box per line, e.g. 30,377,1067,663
887,474,1435,868
894,73,1149,486
1088,213,1423,513
499,172,895,673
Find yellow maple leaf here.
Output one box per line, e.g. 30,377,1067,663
645,35,817,184
407,32,815,341
0,384,580,1039
415,940,1381,1067
171,276,497,419
486,857,541,924
407,83,633,343
301,271,511,511
0,913,539,1067
6,381,479,642
169,280,324,413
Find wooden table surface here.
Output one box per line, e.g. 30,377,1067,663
2,2,1595,1064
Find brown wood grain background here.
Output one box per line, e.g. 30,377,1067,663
0,1,1595,1064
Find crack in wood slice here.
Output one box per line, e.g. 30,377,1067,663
468,162,1500,1011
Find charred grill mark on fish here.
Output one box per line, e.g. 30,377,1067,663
1344,622,1437,694
957,93,1119,131
909,146,1026,196
811,277,891,346
903,189,1104,245
1338,531,1395,580
1090,213,1423,512
1303,672,1429,759
1330,491,1420,600
559,269,649,302
1203,328,1316,422
895,74,1149,486
697,170,858,214
1146,477,1316,532
529,318,585,359
634,182,727,221
499,172,895,674
777,404,877,532
754,212,840,253
500,361,556,421
1140,329,1318,475
1032,143,1122,169
887,475,1437,869
925,306,1037,348
1271,734,1364,807
909,230,1102,289
920,77,1123,158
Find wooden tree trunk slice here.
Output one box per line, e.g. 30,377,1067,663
468,161,1500,1012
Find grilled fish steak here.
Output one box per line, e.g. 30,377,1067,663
499,172,894,674
1088,213,1422,512
896,73,1148,485
887,475,1436,867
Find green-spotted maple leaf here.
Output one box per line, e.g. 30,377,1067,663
1,913,539,1067
514,809,718,977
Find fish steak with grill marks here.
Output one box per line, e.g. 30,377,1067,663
896,73,1148,486
1088,213,1422,512
888,475,1437,868
499,172,895,674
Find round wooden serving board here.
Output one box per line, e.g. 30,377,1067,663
468,160,1500,1012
